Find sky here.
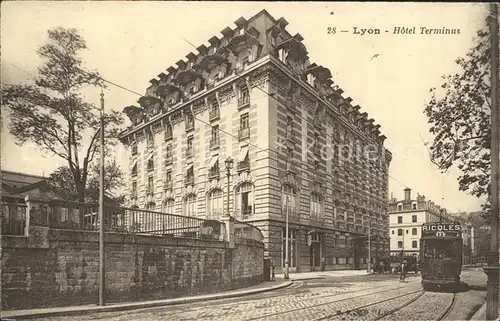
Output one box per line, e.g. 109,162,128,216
1,1,491,213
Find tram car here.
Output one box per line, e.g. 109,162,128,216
419,222,463,290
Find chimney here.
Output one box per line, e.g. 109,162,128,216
404,188,411,201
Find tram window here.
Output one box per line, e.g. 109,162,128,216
422,239,460,260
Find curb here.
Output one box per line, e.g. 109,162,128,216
470,301,487,320
2,281,293,320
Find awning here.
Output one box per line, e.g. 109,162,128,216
238,147,249,162
209,155,219,168
131,158,138,167
186,163,193,172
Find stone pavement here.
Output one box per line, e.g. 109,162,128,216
1,279,292,320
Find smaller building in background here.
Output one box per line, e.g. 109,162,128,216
1,170,54,203
388,188,453,258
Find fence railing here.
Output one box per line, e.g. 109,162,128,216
233,219,264,243
1,203,27,236
2,199,226,241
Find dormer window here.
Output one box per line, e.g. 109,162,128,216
412,202,417,210
307,74,315,86
146,130,154,147
242,56,249,66
397,203,403,211
189,87,195,95
239,28,245,35
131,142,138,155
278,49,288,63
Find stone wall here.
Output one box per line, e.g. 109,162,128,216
2,229,264,310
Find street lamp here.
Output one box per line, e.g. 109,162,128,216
284,193,290,280
225,157,233,217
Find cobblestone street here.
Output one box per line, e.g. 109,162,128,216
27,269,487,321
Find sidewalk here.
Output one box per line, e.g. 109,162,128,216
275,269,371,280
470,302,500,321
1,280,292,320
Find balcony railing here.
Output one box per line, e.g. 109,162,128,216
131,145,138,155
286,132,298,143
238,127,250,140
235,207,253,220
208,168,220,180
165,156,173,166
164,180,173,190
237,95,250,109
237,159,250,171
210,138,220,149
186,148,194,158
313,117,322,128
184,176,195,186
185,121,194,132
310,215,325,226
209,108,220,121
312,143,322,156
146,187,154,195
281,206,299,219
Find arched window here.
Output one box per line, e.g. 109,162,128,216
310,192,323,217
282,184,297,215
236,182,254,217
183,194,197,216
207,189,224,217
146,202,156,210
162,198,175,214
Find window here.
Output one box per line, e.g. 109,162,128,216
397,203,403,211
397,216,403,224
183,194,197,216
146,130,154,147
286,116,293,138
236,182,254,217
406,229,409,234
412,228,417,235
240,113,249,129
147,157,154,171
132,164,137,177
165,144,173,160
282,184,297,214
412,241,418,249
211,98,219,111
242,56,249,66
162,198,175,214
131,142,138,155
146,202,156,210
187,136,194,157
132,181,137,197
207,189,224,217
411,215,417,223
189,87,195,95
412,203,417,210
391,230,394,235
147,176,154,194
211,125,219,148
397,229,403,236
310,192,323,217
397,241,403,249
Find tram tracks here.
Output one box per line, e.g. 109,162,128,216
244,283,423,320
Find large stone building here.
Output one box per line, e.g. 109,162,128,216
388,188,454,258
119,9,392,272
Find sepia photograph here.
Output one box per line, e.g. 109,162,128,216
1,1,499,320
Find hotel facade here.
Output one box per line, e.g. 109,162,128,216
119,10,392,272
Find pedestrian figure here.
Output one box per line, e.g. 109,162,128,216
400,260,406,282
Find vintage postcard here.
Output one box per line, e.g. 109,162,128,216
1,2,498,320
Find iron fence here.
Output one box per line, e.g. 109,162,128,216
233,219,264,243
3,199,226,241
1,203,27,235
112,207,225,241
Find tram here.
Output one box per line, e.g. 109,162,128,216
419,222,463,290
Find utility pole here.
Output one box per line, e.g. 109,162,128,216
99,90,106,306
485,3,499,320
284,195,290,279
367,219,371,273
